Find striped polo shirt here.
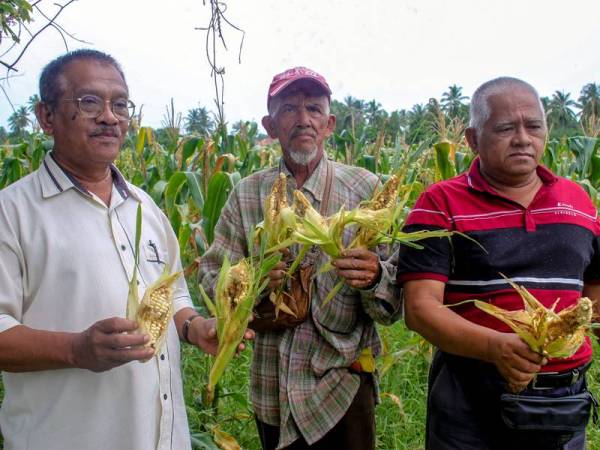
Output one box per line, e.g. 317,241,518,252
397,158,600,373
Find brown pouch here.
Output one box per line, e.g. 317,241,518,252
249,263,314,333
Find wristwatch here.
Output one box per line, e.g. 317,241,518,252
182,314,202,344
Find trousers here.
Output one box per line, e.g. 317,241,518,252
255,372,375,450
426,351,589,450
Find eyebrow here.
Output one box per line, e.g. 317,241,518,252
74,87,129,98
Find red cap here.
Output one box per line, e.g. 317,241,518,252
268,67,332,100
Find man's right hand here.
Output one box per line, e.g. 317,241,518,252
487,332,546,391
70,317,154,372
266,260,289,291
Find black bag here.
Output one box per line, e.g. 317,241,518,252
500,390,598,433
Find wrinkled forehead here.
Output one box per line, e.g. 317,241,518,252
486,88,544,121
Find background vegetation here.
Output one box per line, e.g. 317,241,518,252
2,85,600,448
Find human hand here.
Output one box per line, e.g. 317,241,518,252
70,317,154,372
265,248,291,291
187,316,255,356
332,248,381,289
487,332,546,392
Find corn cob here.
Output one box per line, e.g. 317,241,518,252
254,174,302,318
127,264,181,357
457,276,593,359
200,251,280,404
134,267,181,352
125,204,181,358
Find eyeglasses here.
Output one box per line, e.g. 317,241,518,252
64,94,135,121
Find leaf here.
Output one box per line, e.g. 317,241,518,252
202,172,235,245
190,432,221,450
212,426,241,450
433,140,457,181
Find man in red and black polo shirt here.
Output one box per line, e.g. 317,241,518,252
398,77,600,450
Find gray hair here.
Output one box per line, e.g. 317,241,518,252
39,49,127,108
469,77,546,134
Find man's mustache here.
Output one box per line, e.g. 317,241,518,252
90,127,120,137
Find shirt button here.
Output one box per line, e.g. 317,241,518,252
120,245,126,251
160,354,165,360
163,394,168,400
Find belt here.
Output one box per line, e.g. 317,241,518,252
530,362,591,390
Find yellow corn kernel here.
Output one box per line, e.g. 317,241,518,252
135,268,181,353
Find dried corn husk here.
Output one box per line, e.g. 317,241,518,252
455,276,593,359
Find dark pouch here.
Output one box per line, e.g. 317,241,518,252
249,264,314,333
500,390,598,433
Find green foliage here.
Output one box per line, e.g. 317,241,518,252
0,0,32,44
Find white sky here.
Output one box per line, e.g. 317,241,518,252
1,0,600,129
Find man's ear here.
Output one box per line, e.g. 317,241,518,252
465,127,479,155
36,102,55,136
261,115,277,139
325,113,336,137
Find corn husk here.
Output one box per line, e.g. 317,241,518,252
126,204,180,358
453,276,593,359
255,174,305,318
199,249,280,404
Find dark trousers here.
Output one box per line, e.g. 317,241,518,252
255,373,375,450
426,351,588,450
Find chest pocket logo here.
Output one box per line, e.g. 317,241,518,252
144,240,166,265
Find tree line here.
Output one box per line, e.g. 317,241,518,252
3,82,600,145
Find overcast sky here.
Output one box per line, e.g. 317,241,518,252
1,0,600,129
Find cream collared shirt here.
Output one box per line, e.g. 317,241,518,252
0,153,193,450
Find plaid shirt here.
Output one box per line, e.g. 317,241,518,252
199,156,402,448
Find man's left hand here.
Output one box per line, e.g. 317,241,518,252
187,316,255,356
332,248,381,289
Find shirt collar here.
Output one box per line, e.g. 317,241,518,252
466,156,558,195
278,154,328,203
40,152,139,202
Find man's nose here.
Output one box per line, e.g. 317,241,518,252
296,107,311,126
96,101,120,126
512,124,532,146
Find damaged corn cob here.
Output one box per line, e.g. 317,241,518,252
126,205,182,358
199,249,280,404
130,267,181,353
458,276,593,359
255,173,295,248
255,174,304,318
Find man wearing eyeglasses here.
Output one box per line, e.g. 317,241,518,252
0,49,225,449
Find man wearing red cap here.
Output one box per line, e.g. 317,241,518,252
199,67,402,449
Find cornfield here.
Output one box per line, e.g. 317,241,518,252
2,121,600,449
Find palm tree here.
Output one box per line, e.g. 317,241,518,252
441,85,469,120
547,91,577,131
184,106,214,136
8,106,30,138
27,94,40,131
407,104,431,144
578,83,600,120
